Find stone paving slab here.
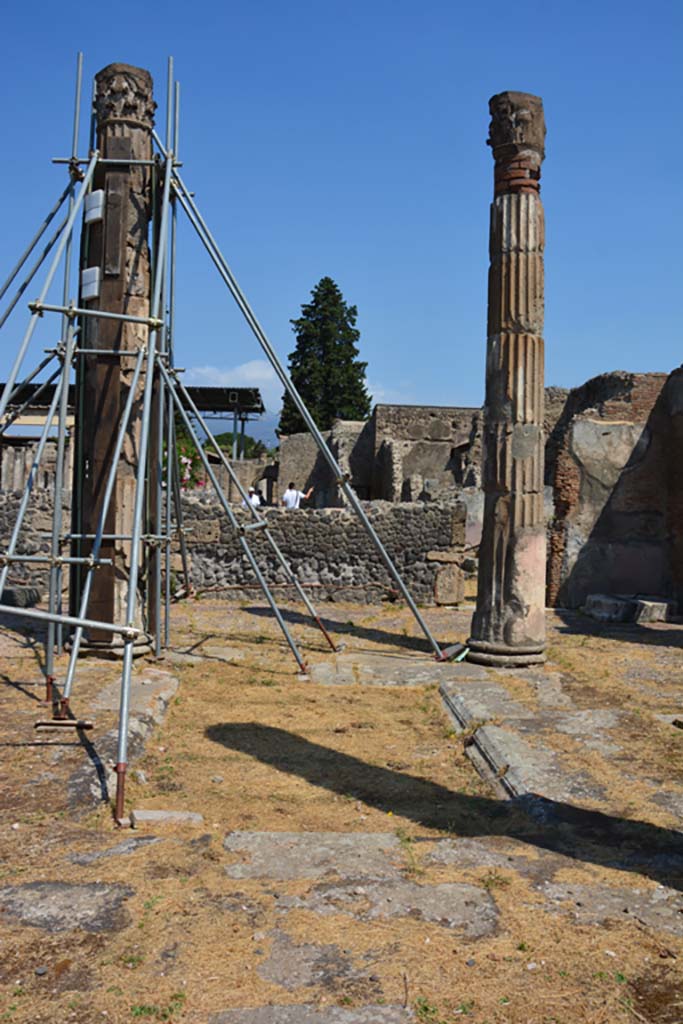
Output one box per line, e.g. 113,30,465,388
0,881,134,932
275,879,498,937
68,834,162,864
223,833,403,880
440,679,531,724
535,879,683,936
425,836,569,881
68,667,179,810
256,929,374,992
91,666,178,714
209,1007,412,1023
308,653,474,688
551,709,623,755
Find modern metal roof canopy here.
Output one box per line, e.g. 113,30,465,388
0,382,265,416
0,55,450,825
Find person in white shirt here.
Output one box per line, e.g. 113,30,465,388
242,487,261,509
281,482,313,509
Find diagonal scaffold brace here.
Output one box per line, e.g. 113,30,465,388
161,150,447,662
0,54,457,830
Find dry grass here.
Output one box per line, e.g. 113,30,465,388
0,599,682,1023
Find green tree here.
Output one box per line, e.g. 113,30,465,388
278,277,372,435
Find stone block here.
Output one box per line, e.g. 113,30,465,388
434,564,464,605
426,549,460,563
632,597,677,622
450,503,467,545
0,882,134,933
188,517,219,544
131,809,204,826
170,552,189,573
584,592,676,623
223,832,402,880
583,593,633,622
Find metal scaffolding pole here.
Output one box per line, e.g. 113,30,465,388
62,348,147,707
0,364,62,435
150,56,176,658
0,604,140,638
114,147,174,822
44,320,77,697
166,167,445,659
0,182,72,304
163,191,177,648
0,151,98,425
0,377,65,598
0,213,69,333
169,369,337,651
2,352,58,409
159,359,308,674
46,51,83,686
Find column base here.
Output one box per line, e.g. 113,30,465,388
66,634,154,659
466,638,545,668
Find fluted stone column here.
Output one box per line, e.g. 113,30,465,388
468,91,546,667
72,64,155,646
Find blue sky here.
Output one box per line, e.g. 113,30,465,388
0,0,680,443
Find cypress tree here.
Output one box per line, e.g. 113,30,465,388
278,277,372,435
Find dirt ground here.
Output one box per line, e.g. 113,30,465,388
0,597,682,1024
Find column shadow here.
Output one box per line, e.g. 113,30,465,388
242,604,442,654
206,722,683,891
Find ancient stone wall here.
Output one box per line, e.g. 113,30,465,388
664,368,683,606
276,420,372,507
372,404,481,499
546,371,671,607
3,373,679,611
211,456,271,504
178,497,466,605
0,492,467,606
277,404,482,507
0,439,72,493
0,491,65,591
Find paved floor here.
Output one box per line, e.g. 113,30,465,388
1,601,682,1023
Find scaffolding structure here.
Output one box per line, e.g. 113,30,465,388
0,55,452,824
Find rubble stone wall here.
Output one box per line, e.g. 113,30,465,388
178,497,467,605
0,490,63,591
276,421,372,507
0,493,467,607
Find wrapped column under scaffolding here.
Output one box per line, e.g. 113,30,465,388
70,64,156,653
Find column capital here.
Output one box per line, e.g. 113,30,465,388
94,64,155,130
488,91,545,196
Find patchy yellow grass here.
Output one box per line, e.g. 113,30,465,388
0,600,682,1023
